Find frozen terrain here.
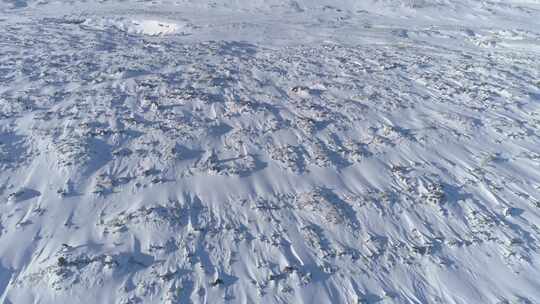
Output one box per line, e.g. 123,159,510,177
1,0,540,303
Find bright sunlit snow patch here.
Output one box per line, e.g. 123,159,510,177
126,20,179,36
83,17,180,36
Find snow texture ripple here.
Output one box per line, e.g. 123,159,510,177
0,0,540,303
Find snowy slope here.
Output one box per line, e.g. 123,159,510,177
1,0,540,303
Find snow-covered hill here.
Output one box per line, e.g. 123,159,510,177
1,1,540,303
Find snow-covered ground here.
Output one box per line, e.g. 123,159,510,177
1,0,540,303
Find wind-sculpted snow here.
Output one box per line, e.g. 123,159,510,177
1,1,540,304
